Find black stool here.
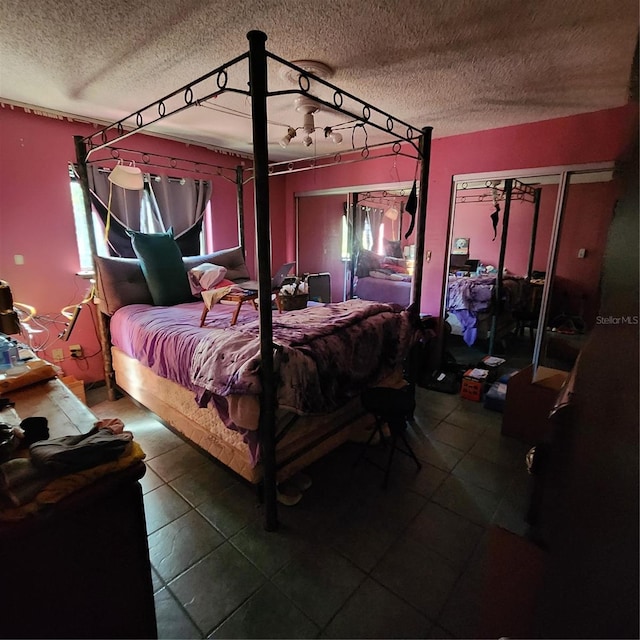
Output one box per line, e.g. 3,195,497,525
354,383,422,488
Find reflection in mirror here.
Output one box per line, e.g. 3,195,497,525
442,167,616,378
296,184,416,306
537,169,616,373
443,176,557,371
349,188,417,307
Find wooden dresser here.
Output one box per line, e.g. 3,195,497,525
0,378,157,639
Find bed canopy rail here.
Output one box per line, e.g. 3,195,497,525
83,146,242,181
455,178,537,204
74,30,432,531
260,141,419,178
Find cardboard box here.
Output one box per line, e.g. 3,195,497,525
461,370,484,402
501,365,568,442
61,375,86,405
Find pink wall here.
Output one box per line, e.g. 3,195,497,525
0,105,262,383
297,195,348,303
278,105,637,317
1,103,634,384
452,196,538,274
553,180,618,327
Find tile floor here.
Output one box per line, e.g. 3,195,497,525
87,384,534,639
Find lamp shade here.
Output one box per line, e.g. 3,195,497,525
108,164,144,190
384,207,399,221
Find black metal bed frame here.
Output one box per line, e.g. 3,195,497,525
73,30,433,531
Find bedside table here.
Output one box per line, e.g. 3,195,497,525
0,378,157,639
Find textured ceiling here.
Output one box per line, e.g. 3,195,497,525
0,0,637,161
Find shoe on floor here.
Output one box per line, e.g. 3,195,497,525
289,471,312,491
276,482,303,506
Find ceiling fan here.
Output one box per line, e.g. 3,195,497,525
276,60,344,149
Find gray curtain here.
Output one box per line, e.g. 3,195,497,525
87,166,212,257
147,176,212,237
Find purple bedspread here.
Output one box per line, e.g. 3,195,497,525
446,275,527,346
355,276,412,306
447,276,495,346
110,299,416,465
191,299,414,414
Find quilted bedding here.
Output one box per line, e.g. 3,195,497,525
110,298,416,462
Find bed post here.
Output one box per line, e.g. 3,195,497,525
527,188,542,280
349,192,359,299
73,136,98,261
489,177,513,355
247,29,279,531
410,126,433,312
74,135,117,399
236,165,246,258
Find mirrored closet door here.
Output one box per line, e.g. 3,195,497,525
442,163,615,373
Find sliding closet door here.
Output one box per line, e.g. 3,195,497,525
297,195,348,303
535,168,617,372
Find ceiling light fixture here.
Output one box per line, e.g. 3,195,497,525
279,126,297,148
324,126,343,144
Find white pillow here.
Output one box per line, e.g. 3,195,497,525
189,263,227,293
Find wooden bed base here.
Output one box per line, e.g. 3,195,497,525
111,347,374,485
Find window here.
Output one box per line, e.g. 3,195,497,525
377,222,385,255
70,168,213,269
362,212,373,251
69,177,108,273
341,213,350,260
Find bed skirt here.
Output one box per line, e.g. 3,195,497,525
111,347,374,484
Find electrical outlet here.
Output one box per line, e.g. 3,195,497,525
69,344,83,358
52,348,64,362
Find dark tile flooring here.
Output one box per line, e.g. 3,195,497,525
88,384,533,639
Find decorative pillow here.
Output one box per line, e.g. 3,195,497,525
95,246,249,315
384,239,403,259
188,263,227,295
381,257,408,274
183,247,250,282
369,269,391,279
356,249,382,278
94,256,154,315
127,228,193,306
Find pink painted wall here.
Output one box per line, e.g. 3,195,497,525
0,105,264,383
1,103,634,384
452,196,538,274
297,195,348,303
278,105,637,317
552,180,619,328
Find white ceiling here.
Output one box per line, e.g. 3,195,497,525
0,0,637,161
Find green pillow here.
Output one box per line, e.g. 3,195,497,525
127,228,193,306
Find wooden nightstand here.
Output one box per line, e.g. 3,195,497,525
0,379,157,639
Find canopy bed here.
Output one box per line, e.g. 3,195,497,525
74,31,432,530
